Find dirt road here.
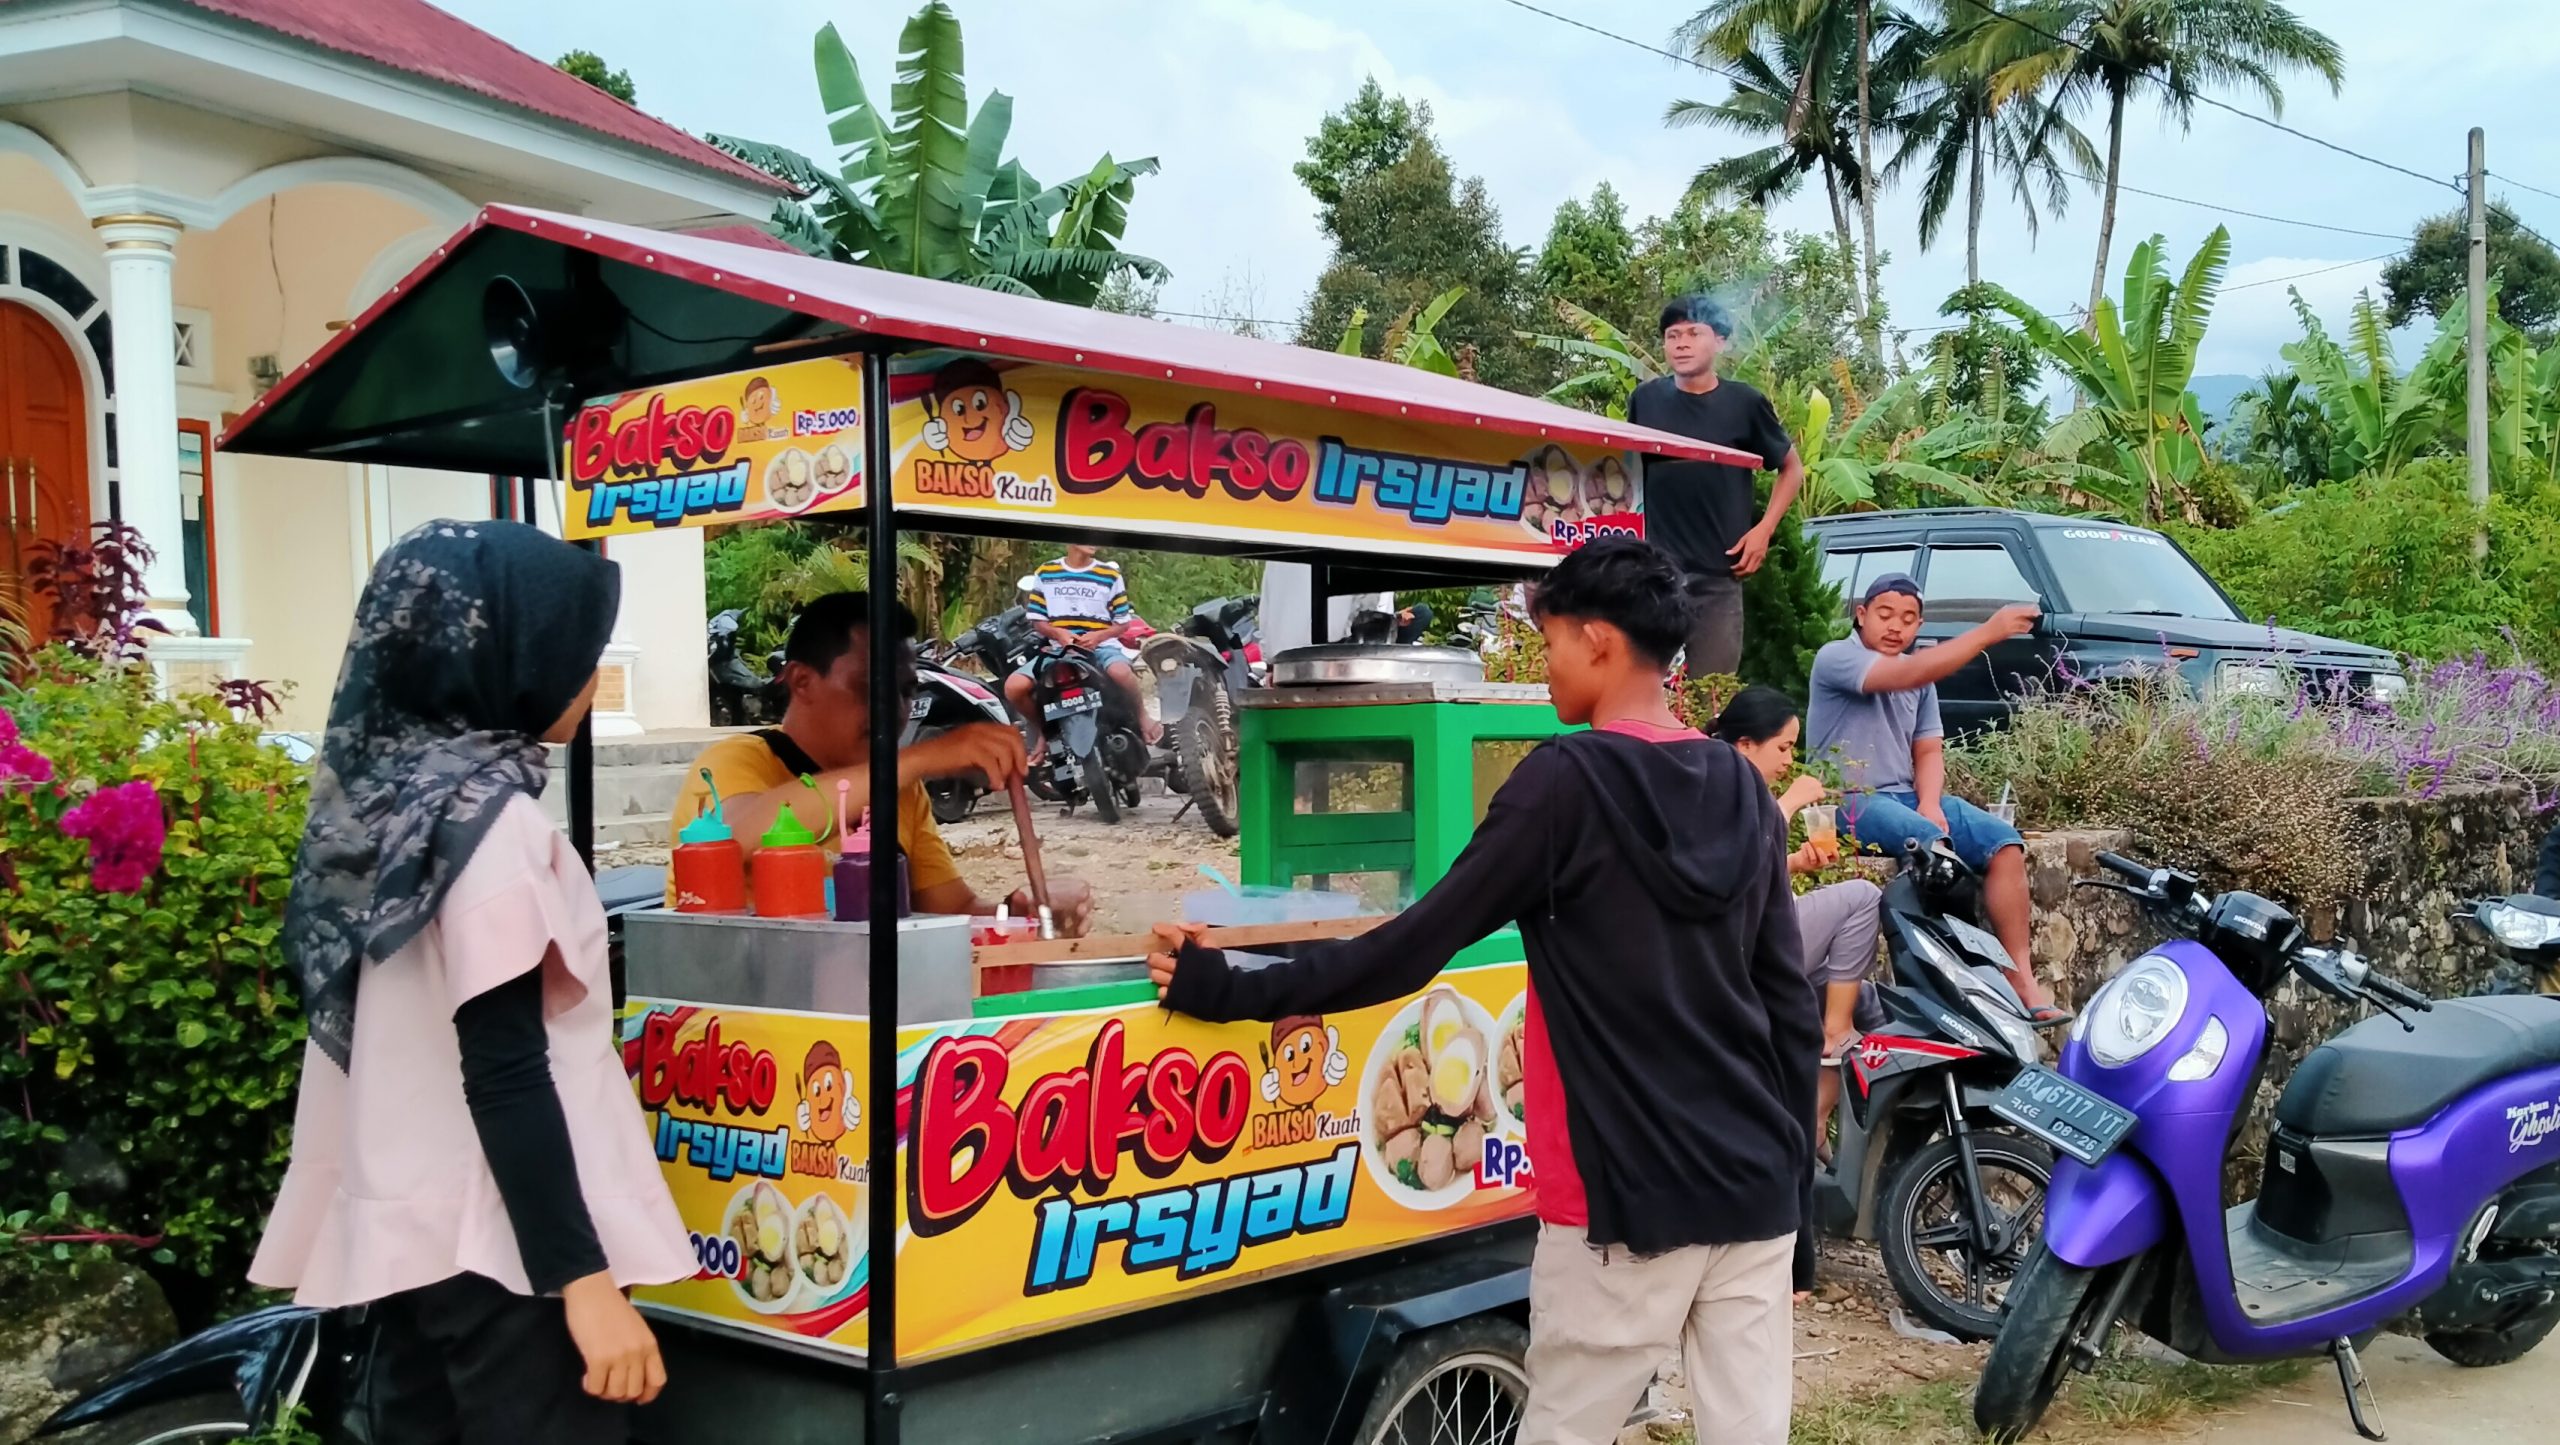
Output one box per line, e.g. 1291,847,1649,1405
2170,1333,2559,1443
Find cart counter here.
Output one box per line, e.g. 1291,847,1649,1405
618,910,1536,1366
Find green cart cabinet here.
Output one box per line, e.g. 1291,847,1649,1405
1237,681,1575,966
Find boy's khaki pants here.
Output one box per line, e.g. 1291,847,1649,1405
1522,1223,1794,1445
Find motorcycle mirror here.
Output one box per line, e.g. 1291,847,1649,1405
1017,575,1038,593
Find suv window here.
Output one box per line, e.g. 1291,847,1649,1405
1817,545,1918,609
1920,543,2041,620
2034,526,2239,620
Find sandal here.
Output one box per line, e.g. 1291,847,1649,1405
2029,1004,2075,1027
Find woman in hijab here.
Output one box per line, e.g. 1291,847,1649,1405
252,521,693,1443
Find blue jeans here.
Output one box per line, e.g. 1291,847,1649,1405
1843,789,2022,873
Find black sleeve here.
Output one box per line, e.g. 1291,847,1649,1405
1751,389,1795,471
454,965,608,1294
2539,820,2560,899
1163,750,1565,1023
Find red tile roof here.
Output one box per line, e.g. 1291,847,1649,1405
164,0,793,193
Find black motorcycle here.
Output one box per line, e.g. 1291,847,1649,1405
904,644,1018,826
37,874,670,1445
1135,594,1259,839
707,608,785,727
1814,841,2063,1340
1020,640,1153,824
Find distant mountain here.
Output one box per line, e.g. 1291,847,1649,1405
2189,373,2254,423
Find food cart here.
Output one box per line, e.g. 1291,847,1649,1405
220,207,1753,1445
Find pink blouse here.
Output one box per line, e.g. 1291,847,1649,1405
251,795,694,1306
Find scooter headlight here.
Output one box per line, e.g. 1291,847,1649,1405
2085,954,2190,1068
2482,901,2560,951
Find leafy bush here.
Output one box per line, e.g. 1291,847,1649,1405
1948,670,2369,904
1951,653,2560,904
2176,460,2560,665
3,652,308,1324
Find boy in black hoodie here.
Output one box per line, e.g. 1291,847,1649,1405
1148,539,1817,1445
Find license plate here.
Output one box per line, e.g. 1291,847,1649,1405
1044,693,1101,720
1989,1065,2139,1166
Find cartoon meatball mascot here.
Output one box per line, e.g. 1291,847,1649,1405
921,358,1035,463
1262,1015,1349,1108
796,1039,855,1143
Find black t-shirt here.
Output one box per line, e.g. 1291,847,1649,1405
1627,374,1793,578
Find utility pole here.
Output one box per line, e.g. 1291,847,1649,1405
2467,126,2490,559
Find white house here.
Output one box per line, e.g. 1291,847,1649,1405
0,0,795,731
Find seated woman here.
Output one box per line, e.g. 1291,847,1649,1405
1711,687,1883,1136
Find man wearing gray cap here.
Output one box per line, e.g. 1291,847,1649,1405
1804,573,2065,1020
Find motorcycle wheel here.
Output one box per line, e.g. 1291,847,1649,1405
928,783,976,826
1081,745,1121,824
1879,1131,2053,1341
2425,1305,2560,1367
46,1392,249,1444
1973,1244,2113,1443
1180,696,1241,839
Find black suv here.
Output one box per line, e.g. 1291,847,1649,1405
1800,508,2405,734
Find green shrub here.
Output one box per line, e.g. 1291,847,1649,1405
2,651,308,1324
2176,459,2559,665
1951,651,2560,905
1948,669,2369,904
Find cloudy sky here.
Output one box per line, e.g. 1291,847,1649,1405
448,0,2558,379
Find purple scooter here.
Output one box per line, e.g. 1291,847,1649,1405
1975,852,2560,1442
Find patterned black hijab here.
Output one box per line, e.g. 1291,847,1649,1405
284,520,620,1070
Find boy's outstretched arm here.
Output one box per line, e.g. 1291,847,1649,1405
1151,750,1565,1022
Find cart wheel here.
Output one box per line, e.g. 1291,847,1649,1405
1353,1317,1529,1445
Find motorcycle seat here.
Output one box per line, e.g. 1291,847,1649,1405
2276,995,2560,1137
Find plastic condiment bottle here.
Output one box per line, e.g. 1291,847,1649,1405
750,790,829,919
671,770,746,913
832,778,910,922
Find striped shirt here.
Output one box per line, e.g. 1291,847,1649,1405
1026,558,1132,636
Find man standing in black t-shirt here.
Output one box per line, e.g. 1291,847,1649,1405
1626,295,1804,678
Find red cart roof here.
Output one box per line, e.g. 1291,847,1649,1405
223,206,1761,477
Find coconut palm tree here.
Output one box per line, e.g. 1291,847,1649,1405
1888,1,2099,286
1667,22,1870,327
1969,0,2342,328
1673,1,1913,365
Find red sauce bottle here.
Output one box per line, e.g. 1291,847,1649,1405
750,803,829,919
670,772,746,913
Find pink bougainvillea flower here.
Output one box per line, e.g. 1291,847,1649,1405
0,707,52,785
59,779,167,893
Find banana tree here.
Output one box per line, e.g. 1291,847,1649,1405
1982,226,2230,523
1790,375,2005,516
711,4,1166,305
1524,299,1662,419
2279,286,2457,479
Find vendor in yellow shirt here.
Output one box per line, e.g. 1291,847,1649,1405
668,591,1095,931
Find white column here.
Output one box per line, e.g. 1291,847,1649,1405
93,213,194,635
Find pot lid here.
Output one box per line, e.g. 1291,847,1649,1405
1271,643,1487,688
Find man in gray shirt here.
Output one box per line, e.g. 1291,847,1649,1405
1804,573,2062,1018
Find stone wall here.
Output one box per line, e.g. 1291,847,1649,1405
2012,786,2548,1196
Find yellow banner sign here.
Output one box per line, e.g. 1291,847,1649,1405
887,355,1642,564
623,962,1541,1362
564,355,866,539
898,963,1534,1358
622,1000,873,1357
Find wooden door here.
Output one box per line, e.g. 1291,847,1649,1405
0,301,93,640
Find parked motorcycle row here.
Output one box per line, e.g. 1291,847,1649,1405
712,588,1267,837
